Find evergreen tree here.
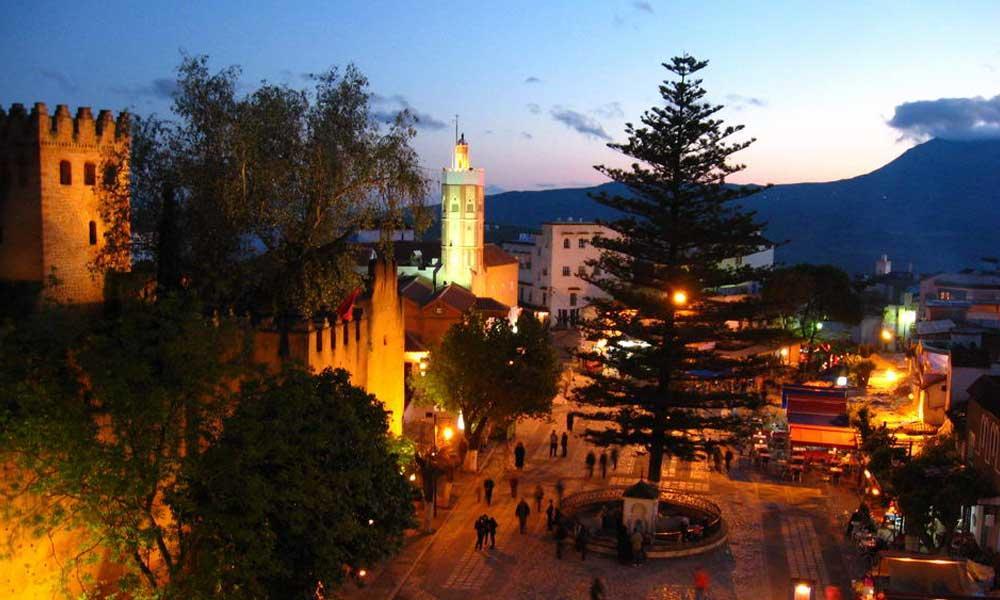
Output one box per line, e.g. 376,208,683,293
576,55,782,482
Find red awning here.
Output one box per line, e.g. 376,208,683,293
789,424,857,449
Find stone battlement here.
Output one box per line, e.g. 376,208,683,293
0,102,129,147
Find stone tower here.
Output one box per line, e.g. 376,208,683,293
440,134,486,295
0,102,130,305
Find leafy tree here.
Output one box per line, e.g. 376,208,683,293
415,312,560,450
0,297,245,596
574,55,782,481
851,406,899,483
170,368,414,598
98,55,428,317
848,357,877,389
762,264,863,347
891,435,994,553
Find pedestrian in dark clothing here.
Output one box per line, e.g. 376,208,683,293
616,523,632,564
554,522,567,559
610,447,619,471
486,515,498,548
724,448,734,472
514,442,526,469
549,430,558,457
585,451,596,478
475,515,487,550
483,478,494,506
545,500,555,531
599,451,608,478
590,577,607,600
515,499,531,533
576,525,590,560
567,411,575,431
509,475,519,498
555,479,565,506
533,484,544,512
712,446,723,472
560,431,569,457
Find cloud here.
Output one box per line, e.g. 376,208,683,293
526,103,541,114
592,101,624,119
632,1,654,13
484,129,495,135
40,69,80,94
524,76,542,84
724,93,767,111
887,94,1000,141
521,131,533,140
110,77,178,100
371,93,447,131
550,106,611,140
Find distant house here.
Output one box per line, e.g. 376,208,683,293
963,375,1000,551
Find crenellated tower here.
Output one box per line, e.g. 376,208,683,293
440,133,486,295
0,102,130,305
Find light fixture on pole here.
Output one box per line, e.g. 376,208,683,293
672,289,688,306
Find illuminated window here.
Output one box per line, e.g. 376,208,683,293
59,160,71,185
570,293,578,307
84,162,96,186
88,221,97,245
563,238,570,249
939,290,952,300
562,266,570,276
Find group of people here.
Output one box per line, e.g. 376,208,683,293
548,430,570,458
584,447,619,478
474,514,498,550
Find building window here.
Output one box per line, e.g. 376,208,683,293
59,160,71,185
451,202,459,213
578,238,586,248
88,221,97,245
563,238,570,249
537,248,541,256
577,265,586,276
570,293,577,307
562,266,570,276
542,293,547,305
84,162,96,186
525,261,532,270
542,268,548,276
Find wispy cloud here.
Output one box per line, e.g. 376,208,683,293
592,101,624,119
550,106,611,140
888,94,1000,141
371,93,447,130
526,103,541,115
524,76,542,84
632,1,654,13
724,93,767,111
521,131,533,140
41,69,80,94
111,77,178,100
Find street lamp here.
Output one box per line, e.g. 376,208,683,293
880,328,893,342
442,426,455,442
672,290,688,306
790,578,814,600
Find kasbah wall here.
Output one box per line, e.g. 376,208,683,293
0,102,405,598
0,102,129,305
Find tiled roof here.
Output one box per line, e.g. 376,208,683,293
484,243,518,267
399,275,434,304
428,284,477,313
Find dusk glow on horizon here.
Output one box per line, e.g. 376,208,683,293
3,1,999,191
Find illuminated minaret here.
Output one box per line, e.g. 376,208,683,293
440,133,486,294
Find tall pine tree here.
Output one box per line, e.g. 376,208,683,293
576,55,783,482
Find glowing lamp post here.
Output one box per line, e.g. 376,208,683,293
790,578,814,600
671,290,688,306
442,426,455,442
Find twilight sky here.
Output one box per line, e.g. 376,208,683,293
2,0,999,192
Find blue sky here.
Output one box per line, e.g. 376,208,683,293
2,1,999,191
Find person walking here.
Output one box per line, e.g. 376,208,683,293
610,446,619,471
585,451,596,478
475,515,487,550
724,448,734,472
509,475,519,498
514,441,526,470
630,529,644,565
545,500,555,531
486,515,498,548
590,576,607,600
566,411,575,432
576,524,590,560
555,479,565,506
693,565,710,600
483,478,495,506
599,451,608,478
712,447,723,472
533,484,544,512
515,498,531,534
549,430,558,458
560,431,569,457
554,522,567,559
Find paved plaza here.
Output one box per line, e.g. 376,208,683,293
353,397,862,600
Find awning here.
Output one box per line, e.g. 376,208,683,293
789,424,857,449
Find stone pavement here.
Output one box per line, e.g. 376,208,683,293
353,398,863,600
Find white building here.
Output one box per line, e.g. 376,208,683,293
502,220,774,327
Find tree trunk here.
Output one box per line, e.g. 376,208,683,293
647,408,665,483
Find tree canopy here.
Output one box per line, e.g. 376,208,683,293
761,263,863,345
415,312,561,449
574,55,784,481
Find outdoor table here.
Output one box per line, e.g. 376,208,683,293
829,466,843,484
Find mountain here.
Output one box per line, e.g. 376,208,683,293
482,138,1000,274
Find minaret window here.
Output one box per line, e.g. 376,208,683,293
59,160,72,185
451,202,458,213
